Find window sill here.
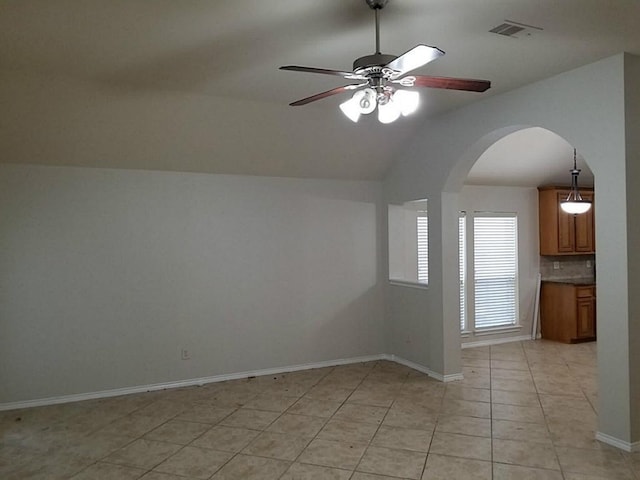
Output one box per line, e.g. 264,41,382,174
388,280,428,290
473,325,522,336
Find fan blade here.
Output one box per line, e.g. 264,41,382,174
280,65,365,80
385,45,444,77
410,75,491,92
289,83,368,106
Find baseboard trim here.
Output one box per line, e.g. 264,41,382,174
443,372,465,382
461,334,533,349
0,354,387,412
390,355,462,383
595,431,640,452
1,353,467,411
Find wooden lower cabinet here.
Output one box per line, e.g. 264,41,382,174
540,282,596,343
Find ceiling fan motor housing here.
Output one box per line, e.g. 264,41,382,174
365,0,389,9
353,53,397,75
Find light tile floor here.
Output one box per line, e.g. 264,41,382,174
1,340,637,479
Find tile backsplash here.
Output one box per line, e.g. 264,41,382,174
540,255,595,281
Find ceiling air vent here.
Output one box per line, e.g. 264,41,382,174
490,20,542,38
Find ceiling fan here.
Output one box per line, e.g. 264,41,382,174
280,0,491,124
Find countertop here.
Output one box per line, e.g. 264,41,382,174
541,278,595,285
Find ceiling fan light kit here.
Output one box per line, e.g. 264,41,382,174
339,86,418,123
280,0,491,124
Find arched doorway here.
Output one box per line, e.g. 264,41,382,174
443,125,601,449
457,127,594,343
443,126,626,454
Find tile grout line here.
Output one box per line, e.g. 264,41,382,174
254,365,338,479
346,361,407,479
280,362,376,479
527,343,568,479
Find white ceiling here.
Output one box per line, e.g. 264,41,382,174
0,0,638,181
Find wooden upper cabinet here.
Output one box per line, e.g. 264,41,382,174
555,191,575,253
574,191,594,252
538,186,595,255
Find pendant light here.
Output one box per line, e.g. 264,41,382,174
560,149,592,215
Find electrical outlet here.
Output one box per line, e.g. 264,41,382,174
586,260,592,268
181,348,191,360
553,261,560,270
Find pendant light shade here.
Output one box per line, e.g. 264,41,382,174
560,198,591,215
560,149,592,215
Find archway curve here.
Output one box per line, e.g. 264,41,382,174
443,124,594,194
443,124,533,193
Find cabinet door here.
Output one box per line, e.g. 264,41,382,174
556,191,575,253
538,189,560,255
574,192,594,253
576,297,595,338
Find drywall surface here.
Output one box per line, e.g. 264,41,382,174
385,53,638,444
624,54,640,442
386,194,445,374
0,165,385,403
459,186,540,344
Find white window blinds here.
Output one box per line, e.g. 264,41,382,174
417,215,428,284
473,214,518,329
459,212,467,331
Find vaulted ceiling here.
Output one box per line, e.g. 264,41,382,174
1,1,638,181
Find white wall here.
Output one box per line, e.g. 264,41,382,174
624,54,640,443
0,164,385,404
459,186,539,344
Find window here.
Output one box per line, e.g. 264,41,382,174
459,212,467,331
417,215,428,284
388,199,428,286
473,214,518,329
